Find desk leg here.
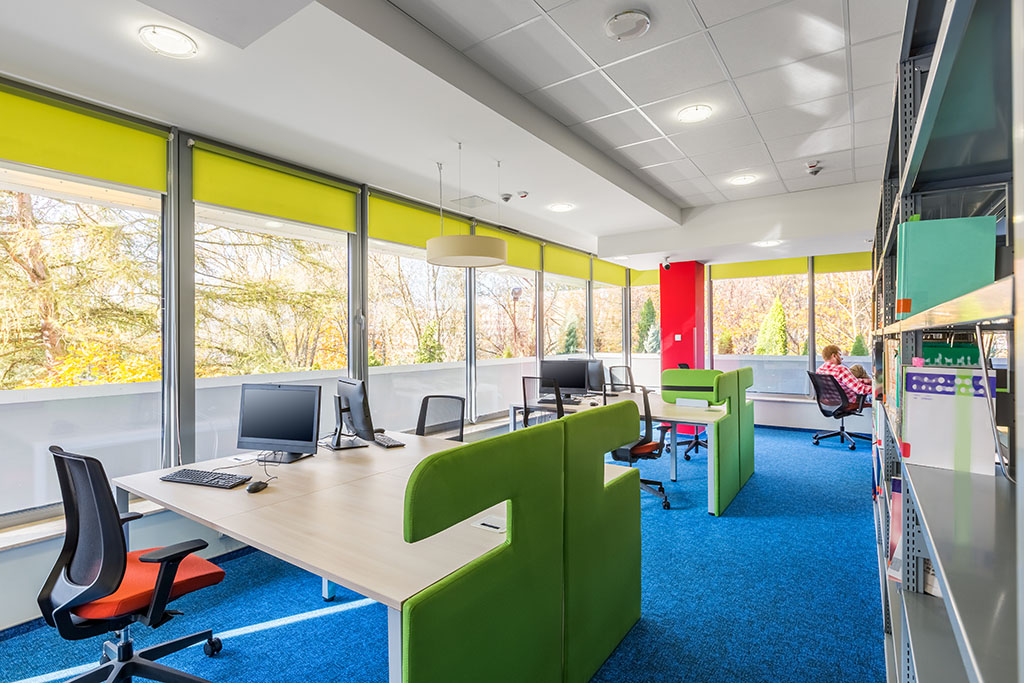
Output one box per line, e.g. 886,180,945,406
388,606,402,682
322,578,336,602
669,427,678,482
509,405,517,432
706,422,716,515
116,486,130,550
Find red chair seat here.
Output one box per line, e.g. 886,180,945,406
73,548,225,620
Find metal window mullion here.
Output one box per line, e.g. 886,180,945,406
466,222,477,422
586,259,595,357
807,256,815,396
622,278,630,367
536,265,545,373
706,272,714,369
350,186,369,381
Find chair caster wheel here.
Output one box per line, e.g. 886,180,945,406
204,637,223,657
849,443,856,451
662,500,671,510
684,454,691,461
812,439,819,445
99,654,111,665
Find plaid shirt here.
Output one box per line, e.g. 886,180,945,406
817,362,872,403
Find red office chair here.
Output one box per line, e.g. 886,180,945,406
610,387,672,509
38,446,226,683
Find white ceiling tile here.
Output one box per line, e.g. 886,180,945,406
690,143,772,176
721,180,788,201
570,109,660,148
641,159,705,183
752,93,850,140
854,144,887,168
387,0,540,51
849,0,908,44
706,164,778,191
641,81,747,134
766,124,851,162
664,176,716,195
526,71,632,125
783,168,856,192
464,19,592,92
691,0,787,27
851,33,901,90
537,0,573,9
855,166,885,183
852,83,895,122
549,0,702,66
774,150,852,179
710,0,845,77
669,117,761,156
613,138,685,167
734,49,848,113
854,117,891,147
604,33,726,104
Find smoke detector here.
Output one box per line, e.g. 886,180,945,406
805,160,822,176
605,10,651,41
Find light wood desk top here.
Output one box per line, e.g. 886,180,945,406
536,392,726,425
116,431,631,609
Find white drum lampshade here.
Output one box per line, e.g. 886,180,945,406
426,234,507,267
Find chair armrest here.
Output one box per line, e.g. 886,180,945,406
119,511,143,526
139,539,208,564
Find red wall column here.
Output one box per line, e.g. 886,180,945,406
659,261,705,371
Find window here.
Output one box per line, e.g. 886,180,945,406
713,273,809,394
476,265,537,418
367,239,466,431
0,168,162,515
630,282,661,387
814,269,873,374
593,282,623,367
543,273,587,357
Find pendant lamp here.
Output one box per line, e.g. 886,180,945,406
426,152,506,268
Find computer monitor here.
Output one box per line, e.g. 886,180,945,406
587,359,605,393
331,378,375,449
237,383,321,463
540,359,589,397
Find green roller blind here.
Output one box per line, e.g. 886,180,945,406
368,194,470,248
476,225,541,270
593,259,626,286
630,269,659,287
0,87,167,192
544,245,590,280
710,257,808,280
814,251,872,273
193,147,357,231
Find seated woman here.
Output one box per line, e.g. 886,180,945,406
817,344,872,407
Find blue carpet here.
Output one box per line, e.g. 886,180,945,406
0,427,882,682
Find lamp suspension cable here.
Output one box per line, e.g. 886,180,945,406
437,161,444,227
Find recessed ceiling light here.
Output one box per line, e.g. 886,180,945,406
729,174,757,186
265,220,283,228
752,240,783,248
605,10,651,41
138,25,198,59
548,202,575,212
676,105,713,123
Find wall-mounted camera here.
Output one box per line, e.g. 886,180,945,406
662,257,672,271
500,193,512,203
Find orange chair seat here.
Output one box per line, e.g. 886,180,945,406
631,442,660,455
72,548,225,620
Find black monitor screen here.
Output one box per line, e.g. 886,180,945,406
540,359,589,393
238,384,320,452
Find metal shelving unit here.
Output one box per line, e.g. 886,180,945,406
871,0,1017,680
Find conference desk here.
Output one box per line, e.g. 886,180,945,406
510,392,726,514
113,432,629,682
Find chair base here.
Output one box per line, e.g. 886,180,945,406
682,435,707,460
812,418,872,451
640,478,671,510
69,628,220,683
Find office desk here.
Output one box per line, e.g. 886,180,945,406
510,393,726,514
114,432,629,681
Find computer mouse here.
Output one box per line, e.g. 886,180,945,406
589,400,599,406
246,480,268,494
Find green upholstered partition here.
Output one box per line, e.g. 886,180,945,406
711,370,741,516
561,403,641,683
737,367,755,487
660,368,721,402
403,421,564,683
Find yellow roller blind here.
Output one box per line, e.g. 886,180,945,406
710,257,808,279
544,245,590,280
476,225,541,270
0,87,167,192
193,147,357,231
814,251,872,273
630,269,660,287
593,259,626,286
368,194,470,247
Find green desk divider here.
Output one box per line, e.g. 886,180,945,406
660,368,721,403
737,367,755,487
711,370,741,516
561,403,641,683
403,421,565,682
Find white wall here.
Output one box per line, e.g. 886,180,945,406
753,396,873,434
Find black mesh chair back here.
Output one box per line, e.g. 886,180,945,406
677,363,690,369
807,372,855,417
522,376,563,428
39,446,128,638
636,386,655,448
416,395,466,441
608,365,635,393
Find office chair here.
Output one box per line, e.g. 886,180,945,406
611,387,671,509
677,363,690,369
416,395,466,441
522,376,563,428
662,368,720,460
607,365,636,393
38,446,226,683
807,372,872,451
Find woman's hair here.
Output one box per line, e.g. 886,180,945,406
849,364,868,379
821,344,841,361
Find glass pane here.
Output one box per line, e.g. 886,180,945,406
543,273,587,357
593,283,623,369
476,265,537,418
814,270,874,378
194,206,349,460
630,284,661,388
0,171,162,514
367,239,466,431
713,273,809,394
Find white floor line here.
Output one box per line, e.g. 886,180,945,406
12,598,376,683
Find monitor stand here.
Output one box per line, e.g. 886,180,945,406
256,451,314,464
325,430,369,451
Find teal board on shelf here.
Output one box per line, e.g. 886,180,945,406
895,216,996,320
